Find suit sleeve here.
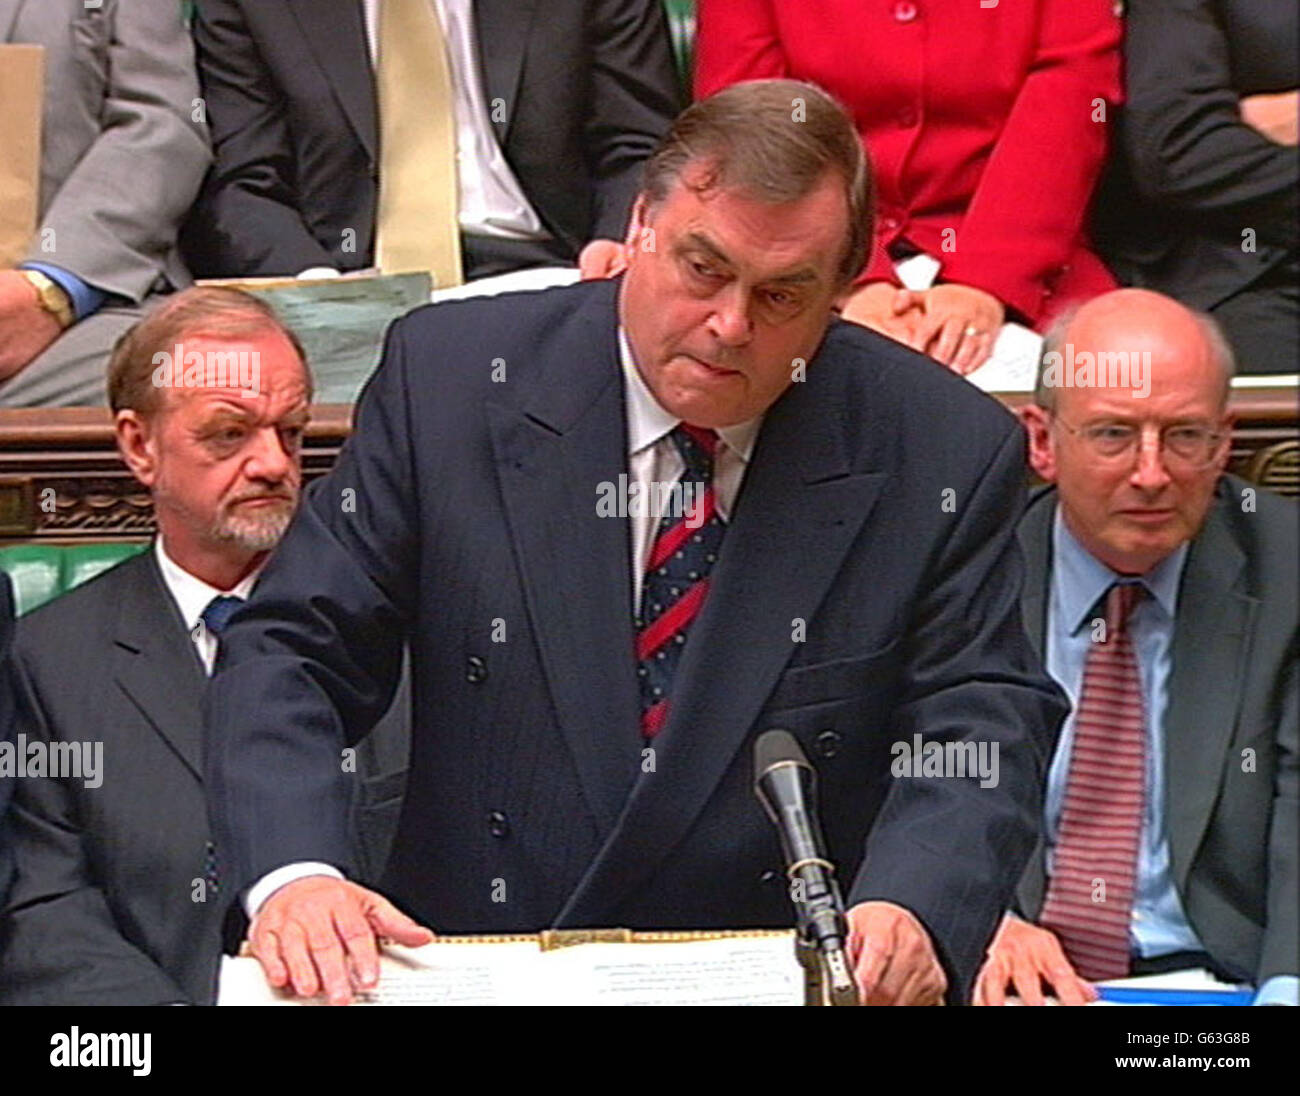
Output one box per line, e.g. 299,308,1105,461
204,319,420,899
1121,0,1299,251
22,0,210,303
0,646,189,1005
941,0,1121,323
847,423,1068,1005
186,0,338,276
1260,640,1298,984
584,0,684,242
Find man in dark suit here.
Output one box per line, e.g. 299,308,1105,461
0,287,401,1004
0,574,16,911
974,289,1297,1006
1095,0,1297,374
183,0,680,285
205,81,1068,1007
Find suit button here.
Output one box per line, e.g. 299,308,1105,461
815,730,841,759
759,869,781,886
488,810,510,838
466,655,488,683
881,215,900,233
893,1,918,23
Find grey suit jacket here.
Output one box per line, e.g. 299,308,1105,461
1,0,209,302
0,548,408,1004
1016,477,1298,985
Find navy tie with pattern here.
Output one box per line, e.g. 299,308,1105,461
201,594,244,640
636,424,726,738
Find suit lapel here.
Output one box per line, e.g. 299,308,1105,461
287,0,377,160
1014,489,1055,917
113,551,208,781
556,347,890,927
473,0,537,145
1164,494,1253,891
488,280,640,837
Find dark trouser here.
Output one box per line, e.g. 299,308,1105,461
1211,254,1299,375
461,233,577,282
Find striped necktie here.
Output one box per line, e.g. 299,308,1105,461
636,425,724,739
1040,581,1148,981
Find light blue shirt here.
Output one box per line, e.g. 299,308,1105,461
1045,509,1296,1006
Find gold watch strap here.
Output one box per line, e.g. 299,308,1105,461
21,269,76,330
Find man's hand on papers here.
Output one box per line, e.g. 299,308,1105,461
248,876,435,1005
972,912,1098,1006
846,901,947,1005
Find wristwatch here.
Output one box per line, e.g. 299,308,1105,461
21,269,76,330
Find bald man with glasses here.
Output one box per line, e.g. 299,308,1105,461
974,288,1297,1007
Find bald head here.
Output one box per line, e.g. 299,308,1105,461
1035,289,1235,413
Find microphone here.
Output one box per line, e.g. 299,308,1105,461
754,729,858,1005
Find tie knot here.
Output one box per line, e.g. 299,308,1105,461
671,424,719,479
1103,582,1146,638
201,595,245,639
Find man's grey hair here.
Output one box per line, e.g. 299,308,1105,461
1033,304,1236,410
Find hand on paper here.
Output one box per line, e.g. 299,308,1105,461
0,270,61,381
248,875,435,1005
972,912,1097,1006
846,900,947,1005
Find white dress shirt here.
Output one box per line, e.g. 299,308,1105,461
154,539,261,677
363,0,548,241
619,330,761,610
243,330,764,916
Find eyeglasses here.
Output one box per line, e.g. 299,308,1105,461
1051,416,1227,467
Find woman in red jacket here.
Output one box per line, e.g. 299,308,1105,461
696,0,1122,374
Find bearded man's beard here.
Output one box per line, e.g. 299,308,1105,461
210,494,297,551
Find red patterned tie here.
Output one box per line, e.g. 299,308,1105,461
1040,582,1147,981
636,425,724,739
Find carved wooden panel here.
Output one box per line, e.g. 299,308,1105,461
0,393,1294,544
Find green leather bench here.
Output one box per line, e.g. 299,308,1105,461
0,542,148,618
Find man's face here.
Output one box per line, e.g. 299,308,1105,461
134,331,310,559
618,163,849,428
1026,310,1232,575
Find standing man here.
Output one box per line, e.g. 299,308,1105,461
0,0,210,407
183,0,680,285
205,81,1068,1006
974,289,1297,1006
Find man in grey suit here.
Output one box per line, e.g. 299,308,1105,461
0,288,404,1003
0,0,209,407
973,289,1297,1006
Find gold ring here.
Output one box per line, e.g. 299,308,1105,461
964,325,982,338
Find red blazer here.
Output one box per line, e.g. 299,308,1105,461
696,0,1122,327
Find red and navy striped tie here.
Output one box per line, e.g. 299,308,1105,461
636,424,725,739
1040,581,1148,980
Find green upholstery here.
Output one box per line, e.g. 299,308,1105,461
0,542,148,617
664,0,696,94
